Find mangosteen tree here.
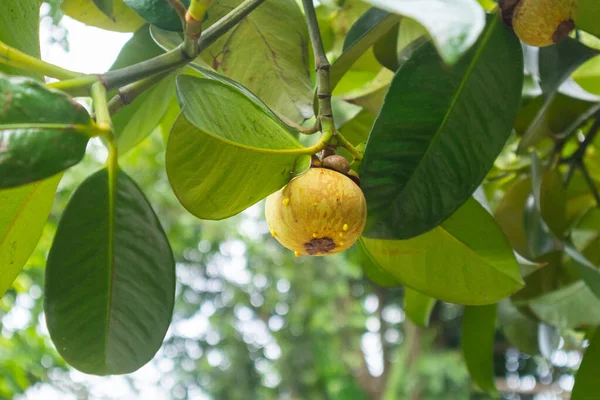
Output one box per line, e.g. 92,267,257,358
2,0,600,396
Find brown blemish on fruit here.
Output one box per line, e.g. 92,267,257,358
304,237,335,255
552,19,575,42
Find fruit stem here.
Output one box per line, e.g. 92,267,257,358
0,41,80,80
183,0,212,57
334,132,364,161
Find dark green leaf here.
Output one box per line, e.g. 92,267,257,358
462,304,497,392
61,0,144,32
363,0,485,65
362,15,523,239
331,8,400,91
572,328,600,400
123,0,189,31
109,25,175,155
92,0,113,18
0,74,90,188
0,176,61,297
373,22,399,71
538,38,598,95
166,75,310,220
565,245,600,300
360,198,523,305
45,168,175,375
404,288,435,328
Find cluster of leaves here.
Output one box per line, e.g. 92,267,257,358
3,0,600,396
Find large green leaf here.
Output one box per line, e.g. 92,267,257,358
356,240,400,287
362,0,485,65
572,328,600,400
575,0,600,39
361,15,523,239
0,176,60,297
166,75,310,220
573,55,600,95
92,0,113,18
200,0,312,123
123,0,190,31
0,0,40,79
330,8,400,90
462,304,497,392
0,75,90,188
61,0,145,32
525,281,600,329
403,288,436,328
360,198,523,305
45,168,175,375
109,26,176,155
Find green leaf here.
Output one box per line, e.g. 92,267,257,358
373,21,400,71
200,0,313,123
498,299,540,355
356,240,401,287
495,178,532,258
462,304,497,392
45,168,175,375
565,245,600,301
123,0,189,32
0,0,40,79
518,38,598,152
404,288,435,327
361,15,523,239
339,110,376,146
331,8,400,90
363,0,485,65
109,26,176,155
572,328,600,400
0,176,61,297
526,281,600,329
573,55,600,95
92,0,113,18
575,0,600,39
538,38,598,95
166,75,310,220
360,198,523,305
61,0,145,32
0,75,90,188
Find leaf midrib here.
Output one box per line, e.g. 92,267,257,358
378,17,498,224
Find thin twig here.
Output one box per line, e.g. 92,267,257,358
580,163,600,207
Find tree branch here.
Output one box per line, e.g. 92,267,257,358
100,0,264,90
107,71,171,116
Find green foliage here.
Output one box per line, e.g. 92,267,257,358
361,14,523,239
0,75,90,188
166,75,310,220
45,168,175,375
109,25,176,155
403,288,435,328
0,0,40,79
361,199,523,305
